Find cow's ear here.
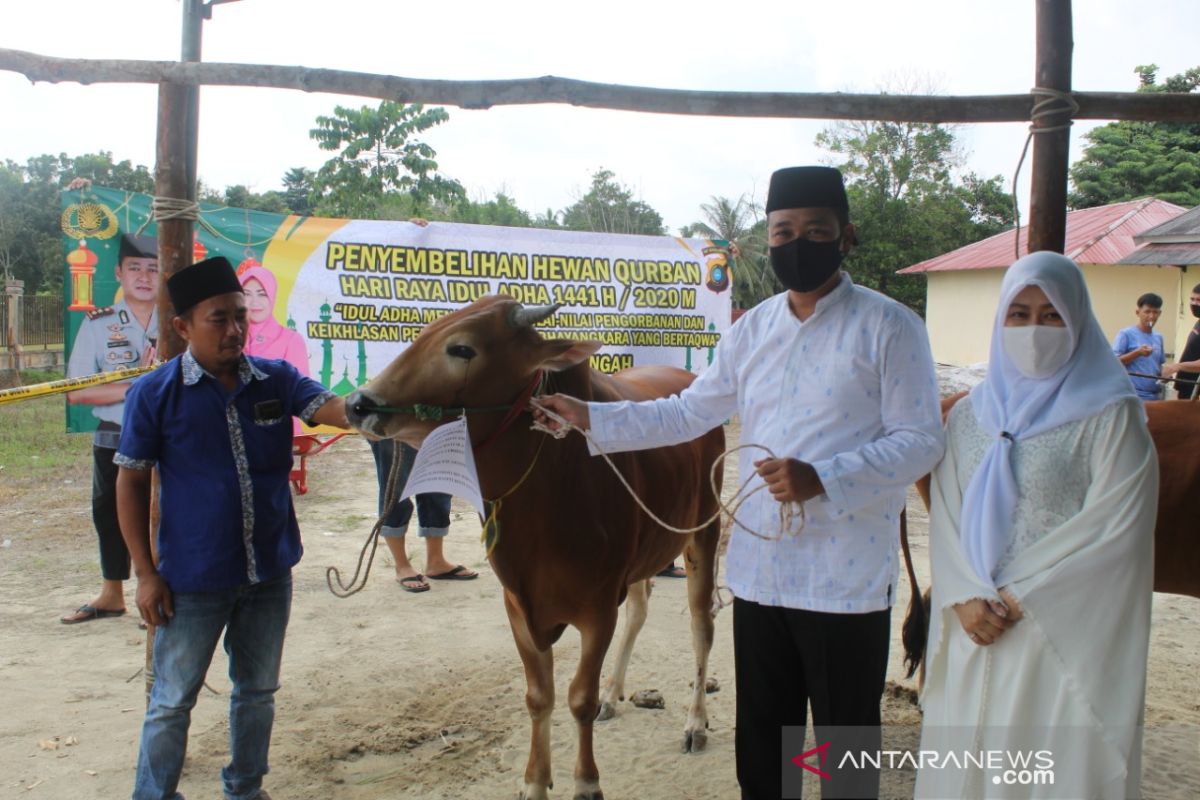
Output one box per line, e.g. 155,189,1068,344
537,339,603,372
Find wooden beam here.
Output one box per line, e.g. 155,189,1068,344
1028,0,1073,254
4,48,1200,123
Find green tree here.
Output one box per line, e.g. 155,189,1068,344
817,118,1013,311
680,195,775,309
1070,65,1200,208
281,167,316,216
0,161,61,291
444,192,534,227
220,185,288,214
309,101,464,218
560,169,665,235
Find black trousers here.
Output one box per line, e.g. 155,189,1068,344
92,444,130,581
733,598,891,800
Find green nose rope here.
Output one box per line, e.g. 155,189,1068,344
369,402,515,420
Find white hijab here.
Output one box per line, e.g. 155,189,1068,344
961,251,1138,585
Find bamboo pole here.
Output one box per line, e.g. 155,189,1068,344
3,48,1200,123
1028,0,1074,254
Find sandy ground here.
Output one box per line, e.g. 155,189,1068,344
2,424,1199,800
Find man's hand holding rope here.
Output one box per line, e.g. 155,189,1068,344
534,393,823,505
532,393,590,433
752,457,825,504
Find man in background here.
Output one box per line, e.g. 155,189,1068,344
1161,284,1200,398
1113,292,1165,401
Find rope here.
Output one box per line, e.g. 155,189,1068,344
369,402,515,419
1128,371,1200,387
133,196,236,245
1011,87,1081,259
325,437,407,597
527,399,804,541
480,434,548,556
150,196,201,222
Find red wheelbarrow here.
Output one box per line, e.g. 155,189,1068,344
291,433,348,495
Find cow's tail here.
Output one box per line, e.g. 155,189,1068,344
899,508,927,680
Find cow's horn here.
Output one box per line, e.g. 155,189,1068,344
509,303,562,329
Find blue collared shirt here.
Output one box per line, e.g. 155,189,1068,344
114,350,336,593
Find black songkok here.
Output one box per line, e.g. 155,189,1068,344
167,256,243,316
118,233,158,263
765,166,849,214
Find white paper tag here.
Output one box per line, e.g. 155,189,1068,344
399,417,485,518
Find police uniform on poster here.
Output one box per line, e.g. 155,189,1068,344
67,298,159,448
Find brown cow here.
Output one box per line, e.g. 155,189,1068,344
344,296,724,800
902,393,1200,679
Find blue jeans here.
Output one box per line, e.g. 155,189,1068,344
132,572,293,800
369,439,452,538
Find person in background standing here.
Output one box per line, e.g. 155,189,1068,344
1113,292,1165,401
1161,283,1200,398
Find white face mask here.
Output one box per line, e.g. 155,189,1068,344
1001,325,1073,378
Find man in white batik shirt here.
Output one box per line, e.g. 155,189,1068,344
535,166,944,800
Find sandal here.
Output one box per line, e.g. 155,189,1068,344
398,574,430,593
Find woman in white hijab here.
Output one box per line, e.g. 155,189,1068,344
916,251,1156,799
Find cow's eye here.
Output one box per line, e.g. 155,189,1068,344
447,344,476,360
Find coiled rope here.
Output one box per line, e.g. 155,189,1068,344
1011,87,1080,259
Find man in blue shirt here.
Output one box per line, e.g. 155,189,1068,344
1113,292,1166,401
115,256,347,800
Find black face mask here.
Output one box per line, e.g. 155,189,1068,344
769,237,844,293
1191,304,1200,319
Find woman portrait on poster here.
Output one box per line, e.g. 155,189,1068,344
916,251,1156,799
239,263,310,375
240,263,311,435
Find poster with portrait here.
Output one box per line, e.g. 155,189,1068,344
63,185,735,433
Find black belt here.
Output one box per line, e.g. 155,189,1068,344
97,421,122,432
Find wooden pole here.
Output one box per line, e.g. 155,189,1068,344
4,48,1200,124
145,0,204,705
1027,0,1074,254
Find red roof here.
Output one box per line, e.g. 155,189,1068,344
898,198,1187,274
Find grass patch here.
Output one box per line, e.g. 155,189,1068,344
337,513,375,532
0,392,90,473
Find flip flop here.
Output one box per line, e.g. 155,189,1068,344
61,604,127,624
656,565,687,579
398,574,430,593
427,565,479,581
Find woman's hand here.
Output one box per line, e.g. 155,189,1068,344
997,587,1024,622
953,597,1014,645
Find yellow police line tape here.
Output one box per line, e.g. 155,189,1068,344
0,364,159,406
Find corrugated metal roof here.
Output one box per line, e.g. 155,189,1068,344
898,198,1187,274
1123,243,1200,265
1135,204,1200,241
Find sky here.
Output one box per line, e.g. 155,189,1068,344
2,0,1198,233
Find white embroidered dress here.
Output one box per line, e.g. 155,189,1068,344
917,397,1156,799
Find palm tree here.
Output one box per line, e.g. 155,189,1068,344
684,194,776,309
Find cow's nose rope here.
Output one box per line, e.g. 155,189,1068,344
528,401,804,617
527,400,804,541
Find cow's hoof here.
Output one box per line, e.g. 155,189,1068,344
573,786,604,800
596,701,617,721
682,728,708,753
